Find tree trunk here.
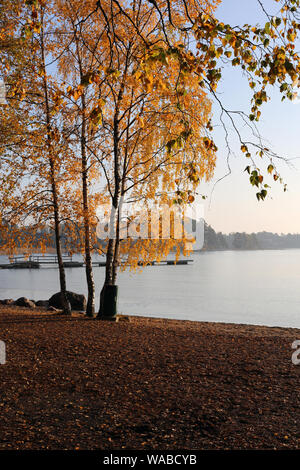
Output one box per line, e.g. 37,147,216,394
49,164,71,315
80,93,95,317
75,31,95,317
98,52,129,318
82,164,95,317
112,212,121,285
98,220,118,317
98,175,121,317
98,138,121,318
40,16,70,315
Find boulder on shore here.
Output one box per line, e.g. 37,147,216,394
36,300,49,308
48,291,86,312
0,299,14,305
15,297,36,308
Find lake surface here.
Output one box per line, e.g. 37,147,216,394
1,250,300,328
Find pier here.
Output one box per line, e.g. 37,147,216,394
0,254,83,269
0,254,193,269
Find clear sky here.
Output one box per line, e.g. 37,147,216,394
202,0,300,234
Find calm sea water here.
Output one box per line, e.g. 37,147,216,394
1,250,300,328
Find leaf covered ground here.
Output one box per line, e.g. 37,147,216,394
0,306,299,450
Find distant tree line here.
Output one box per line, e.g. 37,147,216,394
3,222,300,254
202,223,300,251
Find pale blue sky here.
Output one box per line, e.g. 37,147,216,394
202,0,300,234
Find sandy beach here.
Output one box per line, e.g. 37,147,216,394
0,305,299,450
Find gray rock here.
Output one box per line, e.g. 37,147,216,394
1,299,15,305
48,291,86,312
36,300,49,308
15,297,36,308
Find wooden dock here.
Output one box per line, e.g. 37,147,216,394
0,254,193,269
0,254,83,269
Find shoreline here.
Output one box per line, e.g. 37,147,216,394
0,305,300,450
1,300,299,331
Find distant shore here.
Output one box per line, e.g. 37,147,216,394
0,305,299,450
2,246,300,259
